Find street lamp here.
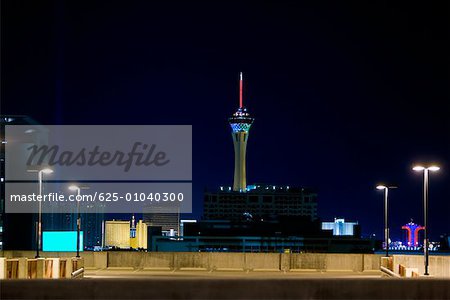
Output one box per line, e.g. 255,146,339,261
376,185,397,257
68,184,89,258
413,165,440,276
28,168,53,258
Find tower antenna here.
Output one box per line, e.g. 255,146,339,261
239,72,243,108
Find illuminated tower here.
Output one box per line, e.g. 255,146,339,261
229,72,254,192
402,220,424,247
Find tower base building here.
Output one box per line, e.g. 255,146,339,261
203,184,318,222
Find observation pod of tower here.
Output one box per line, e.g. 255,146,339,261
229,73,254,192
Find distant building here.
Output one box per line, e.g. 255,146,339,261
322,218,359,236
180,219,197,237
130,219,148,249
42,203,105,249
82,206,105,249
150,235,377,253
0,115,42,250
143,204,180,236
1,116,106,250
204,184,318,222
184,218,323,238
104,220,131,249
104,218,148,249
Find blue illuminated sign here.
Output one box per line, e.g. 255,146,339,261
43,231,83,252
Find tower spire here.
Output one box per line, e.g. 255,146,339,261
239,72,243,108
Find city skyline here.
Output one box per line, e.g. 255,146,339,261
1,1,449,241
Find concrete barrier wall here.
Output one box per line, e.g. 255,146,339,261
431,256,450,277
174,252,210,270
92,252,108,269
143,252,174,270
326,254,363,271
393,255,450,277
108,252,144,268
0,251,387,272
4,252,450,277
289,253,326,270
245,253,280,271
210,253,244,271
364,254,382,271
112,252,379,272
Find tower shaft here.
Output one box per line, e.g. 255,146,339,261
232,131,249,191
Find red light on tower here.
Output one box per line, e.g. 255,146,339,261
239,72,243,108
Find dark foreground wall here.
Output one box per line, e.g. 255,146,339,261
1,278,450,299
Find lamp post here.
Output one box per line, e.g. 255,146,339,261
376,185,396,257
28,168,53,258
413,165,440,276
68,184,89,258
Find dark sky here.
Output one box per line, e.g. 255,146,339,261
2,1,449,240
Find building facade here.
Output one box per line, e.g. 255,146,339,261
130,219,148,249
143,204,180,236
104,220,131,249
321,218,359,236
150,235,376,253
204,185,318,222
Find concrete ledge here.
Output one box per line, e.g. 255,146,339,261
106,267,135,271
289,268,320,272
2,278,450,299
326,269,354,273
178,267,208,271
215,268,245,272
142,267,172,271
252,268,281,272
362,270,382,274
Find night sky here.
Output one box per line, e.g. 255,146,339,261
2,1,449,240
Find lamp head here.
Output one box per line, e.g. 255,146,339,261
428,166,440,172
376,185,387,190
68,185,80,191
40,168,53,174
413,166,425,171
